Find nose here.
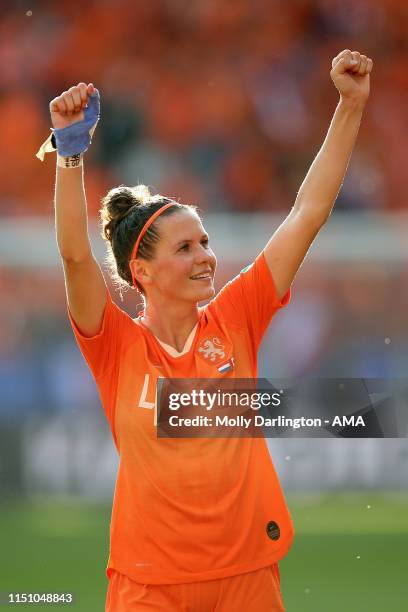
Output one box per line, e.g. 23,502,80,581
195,243,216,267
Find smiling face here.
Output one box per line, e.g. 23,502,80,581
132,208,217,304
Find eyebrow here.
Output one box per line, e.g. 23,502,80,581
174,234,209,246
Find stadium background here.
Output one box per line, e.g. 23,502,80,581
1,1,407,610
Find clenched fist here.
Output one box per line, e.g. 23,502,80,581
331,50,373,104
50,82,96,130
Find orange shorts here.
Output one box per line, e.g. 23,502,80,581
105,564,285,611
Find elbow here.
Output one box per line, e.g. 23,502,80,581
292,202,331,231
59,247,92,265
57,233,92,264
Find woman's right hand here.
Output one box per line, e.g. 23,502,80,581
49,82,96,130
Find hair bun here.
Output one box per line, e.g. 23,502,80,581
100,184,152,241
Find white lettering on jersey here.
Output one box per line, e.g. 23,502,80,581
138,373,163,425
138,374,155,410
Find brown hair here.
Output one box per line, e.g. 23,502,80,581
100,184,197,295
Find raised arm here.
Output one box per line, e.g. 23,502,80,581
263,49,373,299
51,83,107,336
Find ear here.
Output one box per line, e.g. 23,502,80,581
130,259,153,287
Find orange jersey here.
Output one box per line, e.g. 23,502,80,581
69,251,294,585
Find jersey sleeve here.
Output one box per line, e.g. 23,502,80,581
211,251,291,351
68,288,136,439
68,287,132,381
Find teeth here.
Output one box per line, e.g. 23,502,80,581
191,274,211,279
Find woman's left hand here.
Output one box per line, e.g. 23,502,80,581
330,49,373,105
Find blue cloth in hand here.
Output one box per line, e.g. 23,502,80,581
53,90,100,157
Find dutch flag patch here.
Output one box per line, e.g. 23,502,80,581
217,357,235,374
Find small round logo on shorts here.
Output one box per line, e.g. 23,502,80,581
266,521,280,541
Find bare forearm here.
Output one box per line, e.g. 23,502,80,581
54,162,92,261
294,97,365,223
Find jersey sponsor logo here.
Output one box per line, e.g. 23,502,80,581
197,337,226,364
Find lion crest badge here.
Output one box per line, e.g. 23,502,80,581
197,337,226,365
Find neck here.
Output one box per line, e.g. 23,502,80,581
141,300,200,353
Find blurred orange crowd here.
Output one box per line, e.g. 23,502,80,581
1,0,407,217
2,0,408,425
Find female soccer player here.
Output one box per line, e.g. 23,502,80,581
41,49,372,610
